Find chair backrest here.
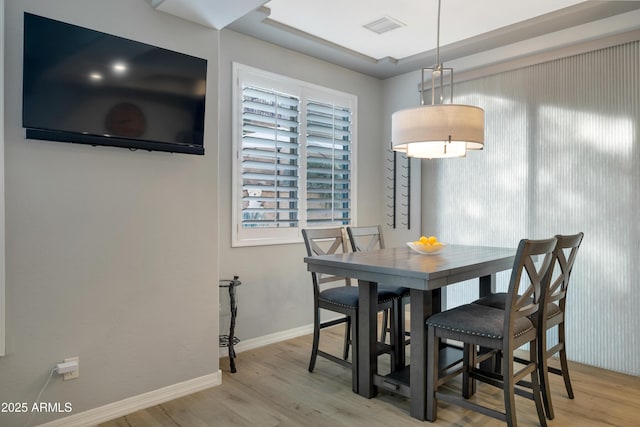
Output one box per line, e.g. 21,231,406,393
546,232,584,309
346,225,385,252
503,238,557,342
302,228,351,292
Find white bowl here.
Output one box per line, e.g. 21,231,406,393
407,241,448,255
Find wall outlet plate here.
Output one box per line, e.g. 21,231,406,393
63,357,79,380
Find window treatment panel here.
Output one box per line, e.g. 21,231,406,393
427,41,639,375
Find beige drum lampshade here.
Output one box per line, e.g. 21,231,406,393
391,104,484,158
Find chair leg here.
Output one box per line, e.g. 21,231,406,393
538,326,554,419
426,325,439,422
391,299,405,371
388,305,397,371
343,316,351,360
531,339,548,427
351,311,359,394
462,343,476,399
309,306,321,372
494,349,503,374
502,350,517,427
379,309,388,342
557,320,574,399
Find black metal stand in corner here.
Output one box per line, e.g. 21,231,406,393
219,275,241,373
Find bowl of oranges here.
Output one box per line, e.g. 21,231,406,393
407,235,447,255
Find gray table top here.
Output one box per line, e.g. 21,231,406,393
304,244,516,291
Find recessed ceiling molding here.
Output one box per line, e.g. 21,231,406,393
393,1,640,76
450,28,640,88
234,7,401,66
229,1,640,79
378,56,399,66
151,0,269,29
264,0,592,62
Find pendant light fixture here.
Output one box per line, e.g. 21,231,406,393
391,0,484,159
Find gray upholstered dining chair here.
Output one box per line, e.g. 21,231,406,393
472,232,584,420
302,227,400,392
346,225,409,369
426,237,556,427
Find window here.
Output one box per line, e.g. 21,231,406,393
232,64,357,246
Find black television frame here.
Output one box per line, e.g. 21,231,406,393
24,128,205,155
22,13,207,155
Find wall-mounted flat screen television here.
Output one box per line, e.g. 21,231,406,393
23,13,207,155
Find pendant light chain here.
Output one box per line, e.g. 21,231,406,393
436,0,441,65
433,0,442,106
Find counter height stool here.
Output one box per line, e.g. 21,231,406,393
347,225,410,370
472,232,584,419
302,227,400,393
426,238,556,427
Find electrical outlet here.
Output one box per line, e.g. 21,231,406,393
63,357,79,380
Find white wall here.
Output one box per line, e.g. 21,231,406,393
0,1,219,425
218,29,386,342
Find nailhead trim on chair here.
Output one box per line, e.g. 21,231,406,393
426,322,534,340
319,296,397,309
318,298,355,309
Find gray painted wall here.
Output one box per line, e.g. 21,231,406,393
218,29,386,342
1,1,219,425
381,71,423,248
3,1,635,424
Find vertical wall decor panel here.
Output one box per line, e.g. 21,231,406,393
425,41,640,375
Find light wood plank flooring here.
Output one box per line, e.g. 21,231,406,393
101,325,640,427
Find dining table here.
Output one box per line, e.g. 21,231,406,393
304,243,517,421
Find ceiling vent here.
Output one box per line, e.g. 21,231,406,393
363,16,405,35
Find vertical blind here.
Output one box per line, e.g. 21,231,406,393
426,40,640,375
240,85,353,230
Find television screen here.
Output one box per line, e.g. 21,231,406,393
23,13,208,155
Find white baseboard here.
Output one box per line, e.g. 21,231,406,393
219,323,314,358
38,371,222,427
39,325,314,427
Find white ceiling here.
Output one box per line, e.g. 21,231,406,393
150,0,640,78
264,0,585,61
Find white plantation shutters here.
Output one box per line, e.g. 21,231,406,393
241,86,300,229
233,64,357,246
305,101,352,225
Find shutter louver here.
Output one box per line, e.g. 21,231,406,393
241,86,300,229
306,100,352,225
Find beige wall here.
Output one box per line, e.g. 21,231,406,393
1,1,219,425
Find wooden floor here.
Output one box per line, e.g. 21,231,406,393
101,325,640,427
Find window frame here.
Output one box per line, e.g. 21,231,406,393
232,63,358,247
